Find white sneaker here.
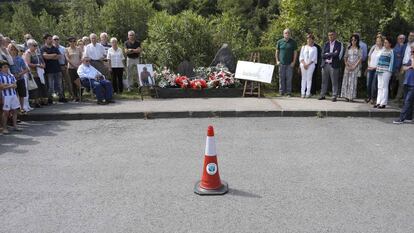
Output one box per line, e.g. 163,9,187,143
393,119,404,124
404,119,412,123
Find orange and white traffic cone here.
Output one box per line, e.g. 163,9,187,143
194,125,228,195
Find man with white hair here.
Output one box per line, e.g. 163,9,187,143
84,33,108,78
124,30,141,91
77,56,114,105
99,32,111,56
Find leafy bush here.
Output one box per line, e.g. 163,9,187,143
144,11,215,70
100,0,154,42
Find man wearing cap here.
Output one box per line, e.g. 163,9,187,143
77,57,114,105
41,33,67,103
53,35,73,101
84,33,108,79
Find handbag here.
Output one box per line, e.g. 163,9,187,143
27,74,38,90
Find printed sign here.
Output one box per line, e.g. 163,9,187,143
235,61,274,84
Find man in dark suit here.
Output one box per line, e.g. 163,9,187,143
319,31,342,102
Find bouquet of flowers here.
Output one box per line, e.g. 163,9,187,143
154,67,177,88
175,75,190,88
154,63,240,89
190,79,207,90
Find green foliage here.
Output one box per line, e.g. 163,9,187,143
144,11,214,69
100,0,154,41
56,0,102,39
210,12,250,60
380,11,411,41
264,0,391,47
8,3,41,41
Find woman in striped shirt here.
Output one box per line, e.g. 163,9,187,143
375,36,394,108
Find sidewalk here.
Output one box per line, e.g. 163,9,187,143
20,97,401,121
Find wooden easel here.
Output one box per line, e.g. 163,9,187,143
242,52,261,98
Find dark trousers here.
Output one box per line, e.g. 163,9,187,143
80,78,113,101
111,68,124,93
399,85,414,121
68,68,80,98
367,69,377,99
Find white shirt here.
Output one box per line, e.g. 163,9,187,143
368,46,384,68
77,63,102,80
84,43,105,60
403,42,414,65
299,45,317,66
107,47,125,68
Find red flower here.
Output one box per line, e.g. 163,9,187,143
175,76,190,88
190,79,207,89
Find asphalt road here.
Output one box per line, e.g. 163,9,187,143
1,118,413,233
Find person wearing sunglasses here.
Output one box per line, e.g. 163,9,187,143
77,56,114,105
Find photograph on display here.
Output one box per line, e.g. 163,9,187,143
137,64,155,86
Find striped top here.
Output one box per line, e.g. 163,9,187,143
0,72,17,97
376,49,394,73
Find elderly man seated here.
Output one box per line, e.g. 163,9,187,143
77,56,114,105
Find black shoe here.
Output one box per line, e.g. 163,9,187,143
318,96,325,100
332,97,337,102
345,98,349,102
58,98,68,103
106,100,115,104
373,104,379,108
378,105,386,109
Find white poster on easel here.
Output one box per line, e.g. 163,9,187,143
235,61,274,84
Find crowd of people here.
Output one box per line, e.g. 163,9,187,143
1,28,414,135
276,29,414,124
0,30,143,134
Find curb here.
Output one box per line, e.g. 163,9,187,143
20,110,401,121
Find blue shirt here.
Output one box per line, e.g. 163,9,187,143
360,40,368,62
0,72,17,96
393,43,407,71
10,56,26,76
404,60,414,86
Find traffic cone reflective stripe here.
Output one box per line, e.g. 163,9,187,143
205,135,216,156
194,125,228,195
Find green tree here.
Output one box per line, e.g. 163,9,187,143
56,0,102,39
100,0,154,41
210,12,249,60
144,11,214,69
8,3,42,41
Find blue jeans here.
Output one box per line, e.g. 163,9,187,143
46,72,63,98
81,78,113,101
399,85,414,121
366,69,377,99
279,64,293,95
